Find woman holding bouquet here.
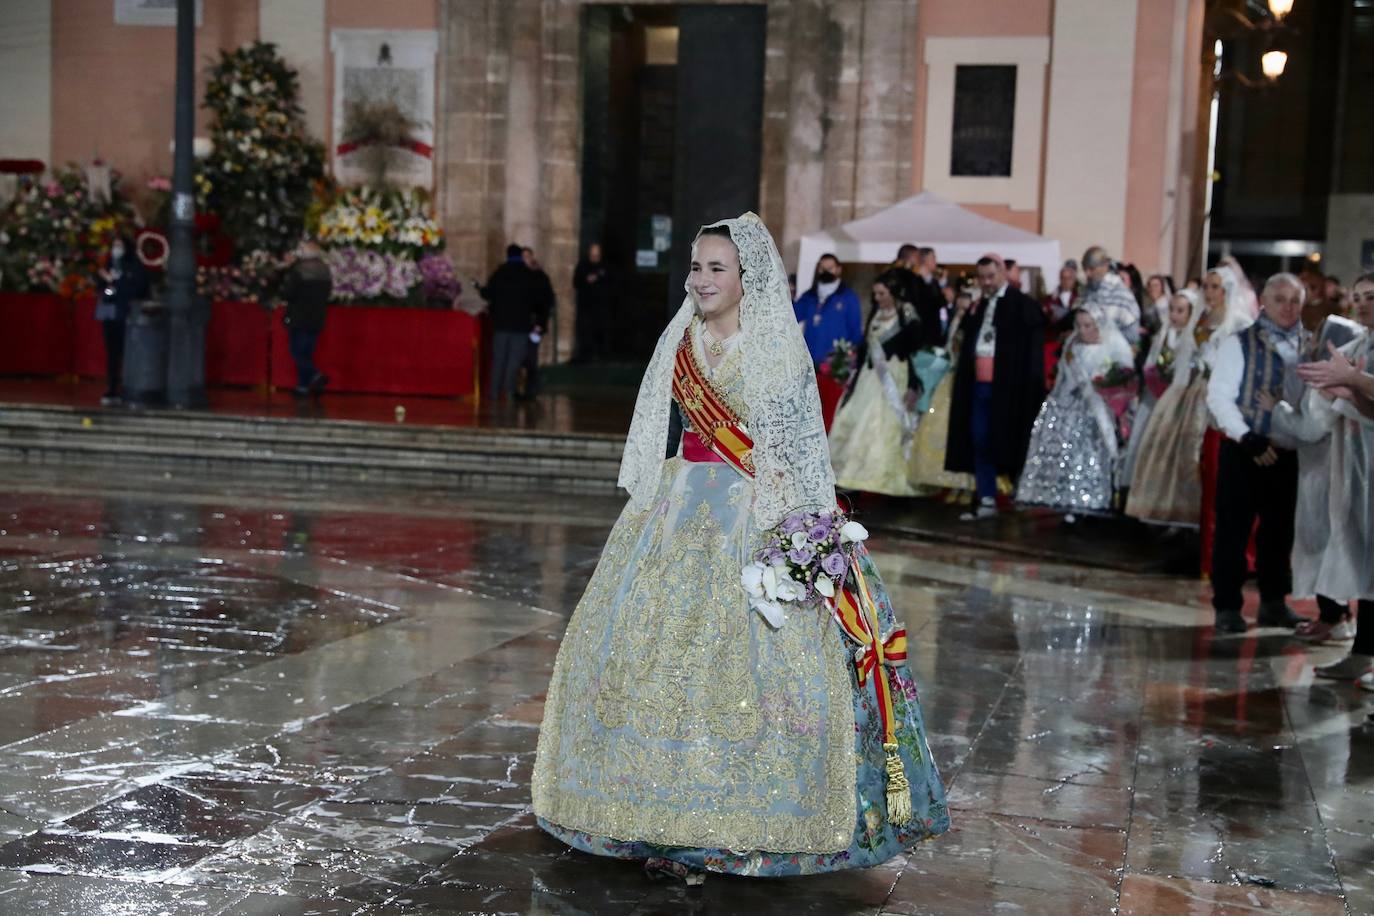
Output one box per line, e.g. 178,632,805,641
532,213,948,880
1017,308,1134,521
829,272,924,495
1121,289,1201,490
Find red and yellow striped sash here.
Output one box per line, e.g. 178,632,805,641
672,327,756,477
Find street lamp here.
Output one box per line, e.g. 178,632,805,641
1260,49,1288,80
1267,0,1294,21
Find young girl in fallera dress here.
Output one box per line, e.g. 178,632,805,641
1017,308,1134,521
531,213,948,881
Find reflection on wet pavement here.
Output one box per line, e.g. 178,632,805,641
0,465,1370,915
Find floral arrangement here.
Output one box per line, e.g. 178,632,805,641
201,41,325,256
0,164,137,295
195,248,287,303
741,510,869,627
313,186,442,255
1091,364,1137,391
341,97,427,188
1092,363,1137,441
418,253,461,304
325,247,420,301
823,339,857,384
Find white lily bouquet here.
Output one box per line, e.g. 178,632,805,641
741,509,869,628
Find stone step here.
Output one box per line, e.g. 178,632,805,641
0,404,626,459
0,404,625,495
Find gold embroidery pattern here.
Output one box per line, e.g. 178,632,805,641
532,460,857,854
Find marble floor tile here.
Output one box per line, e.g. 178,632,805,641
1,464,1371,913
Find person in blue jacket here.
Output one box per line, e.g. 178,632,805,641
794,253,864,368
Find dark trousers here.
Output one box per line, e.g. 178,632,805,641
576,304,606,361
288,328,321,390
1211,439,1298,613
1356,601,1374,656
971,382,998,501
101,319,126,396
522,339,541,398
489,331,527,400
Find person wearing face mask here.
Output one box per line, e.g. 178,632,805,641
1205,273,1311,633
93,235,151,406
794,253,863,369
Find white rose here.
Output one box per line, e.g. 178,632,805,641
790,531,809,550
775,578,804,603
741,564,765,599
840,521,869,544
814,575,835,598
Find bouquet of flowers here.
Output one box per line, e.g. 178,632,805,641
741,509,869,627
823,339,857,384
1143,345,1174,399
1092,363,1137,440
418,253,461,305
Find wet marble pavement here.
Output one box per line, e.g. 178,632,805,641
0,464,1370,915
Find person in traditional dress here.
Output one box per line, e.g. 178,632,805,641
909,289,976,495
1123,290,1206,517
1017,309,1134,522
829,274,923,496
1192,266,1257,568
1205,273,1310,633
1263,315,1364,644
1079,246,1142,344
946,254,1046,520
532,213,949,880
1301,274,1374,684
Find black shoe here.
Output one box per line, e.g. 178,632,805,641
1257,601,1304,628
292,386,311,399
308,373,330,393
1214,611,1249,634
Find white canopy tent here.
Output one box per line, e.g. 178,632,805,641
795,191,1062,288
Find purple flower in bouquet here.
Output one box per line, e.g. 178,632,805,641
787,547,815,566
779,513,806,536
807,522,832,543
763,547,786,567
821,551,847,578
418,253,461,302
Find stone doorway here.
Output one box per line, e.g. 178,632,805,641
578,4,766,363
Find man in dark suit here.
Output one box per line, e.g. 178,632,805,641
945,254,1047,519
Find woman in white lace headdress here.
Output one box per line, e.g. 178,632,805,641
532,213,949,880
1017,308,1134,521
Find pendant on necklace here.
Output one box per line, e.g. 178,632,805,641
707,337,724,358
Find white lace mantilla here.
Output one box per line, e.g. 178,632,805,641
618,212,836,527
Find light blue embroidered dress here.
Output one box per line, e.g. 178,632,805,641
532,329,949,876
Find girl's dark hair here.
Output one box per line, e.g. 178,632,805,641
695,225,742,275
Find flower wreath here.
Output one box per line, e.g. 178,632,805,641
135,228,169,269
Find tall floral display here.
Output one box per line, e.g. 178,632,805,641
201,41,325,258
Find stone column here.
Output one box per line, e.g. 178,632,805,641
0,0,52,169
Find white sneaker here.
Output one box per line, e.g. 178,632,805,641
959,498,997,522
1329,618,1357,641
1358,670,1374,693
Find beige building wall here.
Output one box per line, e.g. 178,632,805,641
259,0,328,141
0,0,52,167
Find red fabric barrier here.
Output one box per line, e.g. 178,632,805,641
4,293,479,397
73,297,105,378
206,301,271,387
0,292,73,375
270,306,480,397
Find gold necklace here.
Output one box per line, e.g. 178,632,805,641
702,326,734,358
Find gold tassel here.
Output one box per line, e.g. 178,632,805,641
883,742,913,826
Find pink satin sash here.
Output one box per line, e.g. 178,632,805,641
681,431,725,464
